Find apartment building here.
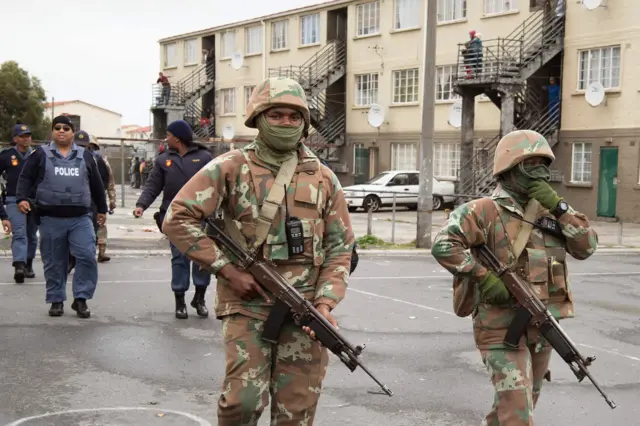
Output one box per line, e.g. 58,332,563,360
153,0,640,222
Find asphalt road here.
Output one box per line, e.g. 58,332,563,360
0,253,639,425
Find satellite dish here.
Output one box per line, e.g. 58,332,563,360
231,52,244,70
448,99,463,128
222,123,235,140
585,81,606,107
367,104,385,128
582,0,603,10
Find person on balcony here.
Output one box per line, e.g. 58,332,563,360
156,72,171,104
543,76,561,123
462,30,483,79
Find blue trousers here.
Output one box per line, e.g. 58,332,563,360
39,215,98,303
170,242,210,293
5,196,38,265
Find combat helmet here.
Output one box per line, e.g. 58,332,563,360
492,129,555,177
244,77,311,137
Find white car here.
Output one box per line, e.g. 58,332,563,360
343,170,455,212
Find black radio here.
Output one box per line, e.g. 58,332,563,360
284,185,305,256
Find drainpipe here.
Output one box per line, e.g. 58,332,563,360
261,20,267,79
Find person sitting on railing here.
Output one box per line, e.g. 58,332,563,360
462,30,483,79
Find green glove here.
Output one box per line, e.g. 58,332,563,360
478,271,511,304
528,180,562,210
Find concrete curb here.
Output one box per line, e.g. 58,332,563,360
0,247,637,258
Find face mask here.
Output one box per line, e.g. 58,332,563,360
519,162,551,181
256,114,304,153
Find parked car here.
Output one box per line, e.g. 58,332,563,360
343,170,455,212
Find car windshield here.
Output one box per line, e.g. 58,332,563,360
365,172,391,185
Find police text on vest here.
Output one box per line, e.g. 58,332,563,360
54,167,80,177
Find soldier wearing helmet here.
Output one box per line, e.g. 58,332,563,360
162,77,354,425
431,129,598,424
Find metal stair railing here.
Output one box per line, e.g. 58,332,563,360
455,134,501,197
307,91,346,144
269,39,346,92
178,61,216,104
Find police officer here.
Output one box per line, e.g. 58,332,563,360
16,116,108,318
132,120,213,319
0,123,38,282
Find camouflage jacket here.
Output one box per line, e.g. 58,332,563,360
103,155,116,205
431,184,598,349
162,143,355,321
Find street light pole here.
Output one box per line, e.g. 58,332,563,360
416,0,438,249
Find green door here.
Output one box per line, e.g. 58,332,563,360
354,147,370,184
597,147,618,218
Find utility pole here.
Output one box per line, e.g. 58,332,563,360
416,0,438,249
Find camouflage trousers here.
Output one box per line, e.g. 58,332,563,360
479,341,552,426
218,313,329,426
96,223,107,246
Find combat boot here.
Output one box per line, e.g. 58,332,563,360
49,302,64,317
71,298,91,319
97,244,110,263
13,262,25,284
190,286,209,318
175,293,188,319
25,259,36,279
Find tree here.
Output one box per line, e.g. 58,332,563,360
0,61,51,142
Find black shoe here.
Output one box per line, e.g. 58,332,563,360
49,302,64,317
190,286,209,318
13,262,25,284
175,293,188,319
71,298,91,318
25,259,35,279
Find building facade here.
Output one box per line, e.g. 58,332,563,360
44,100,123,138
154,0,640,222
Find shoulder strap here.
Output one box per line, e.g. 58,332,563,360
253,155,299,248
492,198,540,261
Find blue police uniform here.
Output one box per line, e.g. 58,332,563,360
135,120,213,319
1,124,38,282
17,120,108,318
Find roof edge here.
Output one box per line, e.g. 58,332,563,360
158,0,353,44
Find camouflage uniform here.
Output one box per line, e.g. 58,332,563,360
431,130,598,425
162,77,354,426
91,139,116,261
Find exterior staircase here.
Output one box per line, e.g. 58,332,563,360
453,5,565,200
268,39,347,164
151,60,216,138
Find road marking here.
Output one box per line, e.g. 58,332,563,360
350,275,448,280
349,288,457,316
6,407,211,426
579,344,640,362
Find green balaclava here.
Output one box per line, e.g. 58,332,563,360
501,161,551,206
253,114,304,166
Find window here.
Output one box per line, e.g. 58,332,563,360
356,1,380,36
300,14,320,45
395,0,420,30
355,73,379,106
434,143,460,178
393,68,420,104
484,0,516,14
244,85,255,111
245,26,262,55
183,39,197,65
435,65,459,101
577,46,621,90
221,88,236,114
438,0,466,22
571,142,592,183
391,143,417,170
221,31,236,58
163,43,177,68
272,20,289,50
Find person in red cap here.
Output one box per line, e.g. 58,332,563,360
462,29,483,78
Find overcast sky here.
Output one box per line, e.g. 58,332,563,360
1,0,332,128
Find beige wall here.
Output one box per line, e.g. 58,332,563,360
561,2,640,131
45,103,122,138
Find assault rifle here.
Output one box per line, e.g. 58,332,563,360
475,244,616,409
205,218,393,397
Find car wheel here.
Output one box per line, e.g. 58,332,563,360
348,206,358,213
363,195,381,213
433,196,443,210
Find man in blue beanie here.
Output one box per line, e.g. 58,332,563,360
133,120,214,319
